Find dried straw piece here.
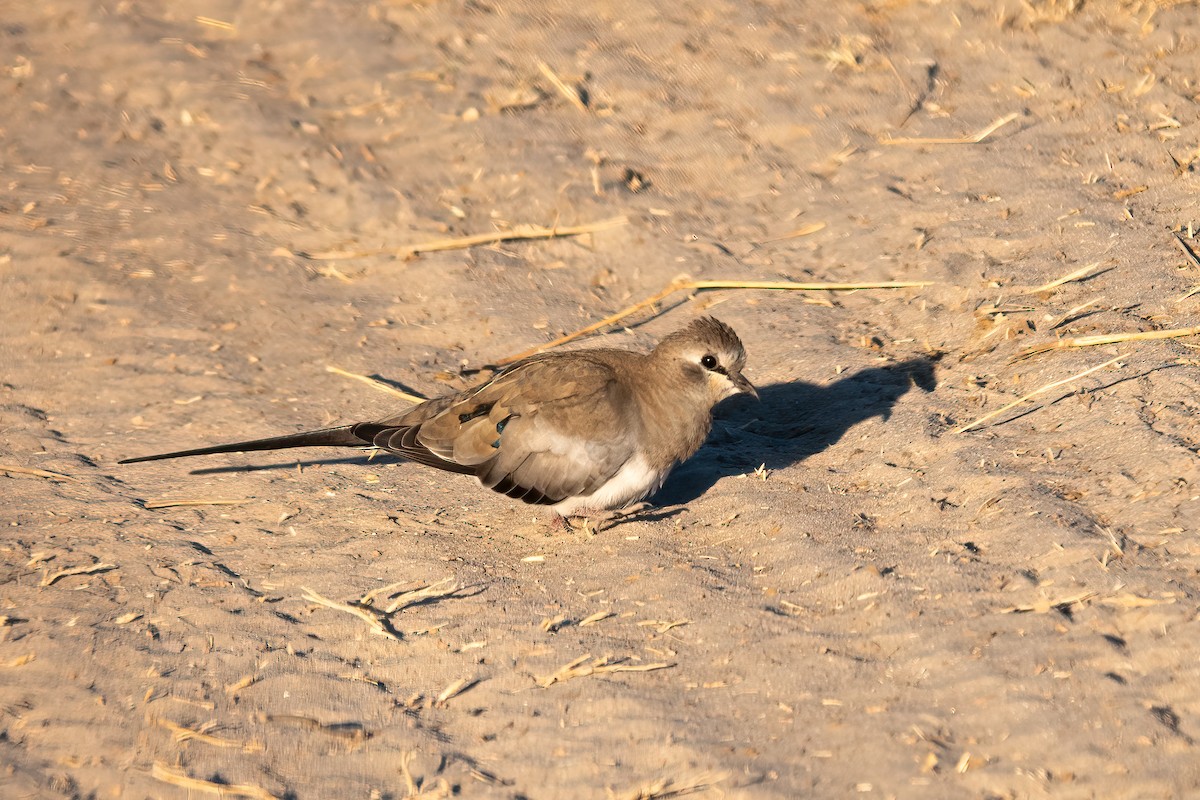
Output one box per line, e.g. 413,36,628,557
301,587,401,640
434,677,478,707
373,577,458,614
1049,298,1104,329
304,216,627,260
150,763,278,800
615,771,731,800
224,674,259,695
494,276,933,366
166,695,217,711
1114,185,1148,200
0,464,78,482
40,562,117,588
1013,326,1200,361
756,221,826,244
1028,261,1102,294
1097,593,1175,608
637,619,690,633
536,654,594,688
536,654,674,688
326,365,425,403
144,498,249,510
1172,232,1200,269
952,354,1125,434
302,579,458,640
358,579,414,607
1000,591,1095,614
537,61,588,112
194,16,235,32
155,717,263,752
881,112,1019,145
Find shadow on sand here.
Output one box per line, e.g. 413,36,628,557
652,356,939,505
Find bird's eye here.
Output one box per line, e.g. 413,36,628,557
700,354,718,370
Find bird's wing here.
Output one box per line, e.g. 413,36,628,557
350,396,477,475
364,355,641,505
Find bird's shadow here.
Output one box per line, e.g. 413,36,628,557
652,356,940,506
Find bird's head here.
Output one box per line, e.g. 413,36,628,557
655,316,757,404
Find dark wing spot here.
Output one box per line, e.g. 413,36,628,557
458,402,495,424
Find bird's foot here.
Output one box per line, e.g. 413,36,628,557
559,502,654,534
559,511,601,535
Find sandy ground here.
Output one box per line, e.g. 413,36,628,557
3,0,1200,797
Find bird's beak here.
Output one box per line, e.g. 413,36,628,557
731,371,758,399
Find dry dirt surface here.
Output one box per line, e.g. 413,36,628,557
3,1,1200,798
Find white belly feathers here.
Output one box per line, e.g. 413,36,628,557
547,453,665,516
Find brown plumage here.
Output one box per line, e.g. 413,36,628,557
119,316,755,517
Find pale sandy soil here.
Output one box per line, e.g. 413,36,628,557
3,1,1200,798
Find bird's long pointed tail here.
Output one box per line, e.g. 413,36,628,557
117,425,364,464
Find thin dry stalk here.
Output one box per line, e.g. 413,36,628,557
326,365,425,403
952,354,1125,433
301,587,400,640
1049,298,1104,329
224,674,259,695
1173,232,1200,269
536,655,591,688
304,216,626,260
40,562,116,588
881,112,1019,145
380,578,459,614
194,16,236,32
494,276,934,366
359,580,414,607
537,60,588,112
1098,593,1175,608
434,677,478,707
0,464,77,482
144,498,249,510
150,762,279,800
155,717,262,752
166,695,217,711
1178,285,1200,303
637,619,690,633
756,222,826,244
1014,326,1200,361
536,654,674,688
1028,261,1102,293
614,772,731,800
1000,590,1095,614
